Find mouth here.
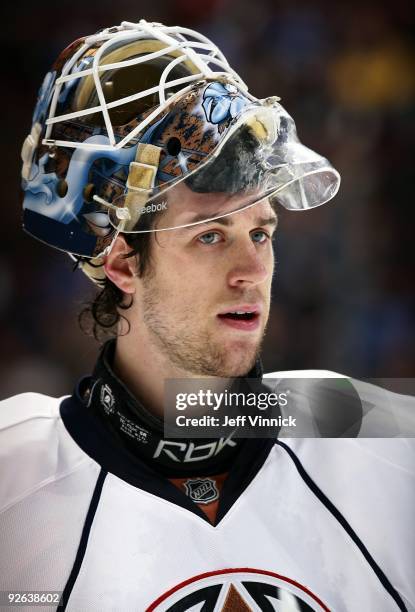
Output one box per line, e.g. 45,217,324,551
217,304,262,332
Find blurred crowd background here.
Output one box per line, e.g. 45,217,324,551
1,0,414,398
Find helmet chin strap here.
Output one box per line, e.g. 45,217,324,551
79,142,162,285
125,142,162,226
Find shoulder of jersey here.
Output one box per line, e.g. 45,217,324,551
265,370,415,604
0,393,92,513
264,369,347,378
263,367,415,468
264,369,415,423
0,391,63,429
264,371,415,531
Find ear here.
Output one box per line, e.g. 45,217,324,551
104,235,137,294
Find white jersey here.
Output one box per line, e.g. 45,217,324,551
0,372,414,612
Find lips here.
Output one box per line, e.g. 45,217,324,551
217,304,261,331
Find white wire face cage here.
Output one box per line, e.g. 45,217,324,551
43,20,252,152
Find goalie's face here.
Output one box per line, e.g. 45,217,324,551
114,185,277,377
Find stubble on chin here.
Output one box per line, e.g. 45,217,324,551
141,282,263,377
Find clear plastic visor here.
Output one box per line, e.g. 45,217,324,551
107,105,340,233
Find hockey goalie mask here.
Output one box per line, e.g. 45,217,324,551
21,20,340,268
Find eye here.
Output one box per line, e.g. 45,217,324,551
250,230,269,244
198,231,222,245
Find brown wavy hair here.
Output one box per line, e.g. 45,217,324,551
78,231,153,342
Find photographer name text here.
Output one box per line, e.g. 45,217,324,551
176,414,296,427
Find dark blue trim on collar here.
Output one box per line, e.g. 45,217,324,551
60,392,274,526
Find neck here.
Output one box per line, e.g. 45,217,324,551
113,331,177,420
113,328,231,421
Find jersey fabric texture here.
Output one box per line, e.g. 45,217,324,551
0,377,414,610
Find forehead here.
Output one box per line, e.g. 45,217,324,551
154,181,277,231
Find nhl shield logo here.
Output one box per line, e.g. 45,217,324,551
184,478,219,505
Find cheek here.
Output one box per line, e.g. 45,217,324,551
264,246,274,267
154,239,216,286
148,248,205,310
269,251,275,279
157,254,195,290
264,250,275,295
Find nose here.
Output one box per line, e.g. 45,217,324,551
226,240,270,288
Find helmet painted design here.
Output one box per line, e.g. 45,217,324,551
21,20,340,283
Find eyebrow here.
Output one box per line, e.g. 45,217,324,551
184,213,278,229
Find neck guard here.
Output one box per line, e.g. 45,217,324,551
79,340,263,476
